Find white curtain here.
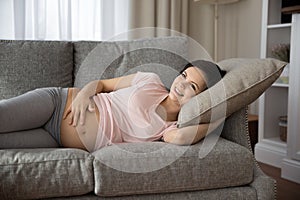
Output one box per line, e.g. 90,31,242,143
0,0,129,41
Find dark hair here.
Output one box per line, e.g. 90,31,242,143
180,60,226,89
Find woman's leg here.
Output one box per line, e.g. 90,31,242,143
0,88,57,133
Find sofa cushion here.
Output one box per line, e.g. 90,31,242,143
69,186,257,199
0,40,73,99
178,58,287,127
73,36,189,89
0,148,94,199
92,137,253,197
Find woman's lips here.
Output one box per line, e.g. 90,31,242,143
175,87,183,96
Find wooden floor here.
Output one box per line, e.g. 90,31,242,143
258,162,300,200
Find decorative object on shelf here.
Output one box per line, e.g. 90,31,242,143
271,43,290,84
281,0,300,23
279,116,288,142
271,43,290,62
194,0,240,61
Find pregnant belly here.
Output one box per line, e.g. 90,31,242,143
60,88,100,152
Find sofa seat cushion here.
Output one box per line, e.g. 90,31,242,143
0,148,94,199
92,137,254,197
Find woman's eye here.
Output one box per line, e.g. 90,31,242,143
181,72,186,78
191,84,196,91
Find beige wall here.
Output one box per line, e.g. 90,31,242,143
188,0,262,61
188,2,215,58
188,0,262,114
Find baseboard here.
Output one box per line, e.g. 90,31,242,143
282,158,300,184
255,142,286,168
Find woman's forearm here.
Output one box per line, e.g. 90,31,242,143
163,119,224,145
80,80,104,98
66,74,135,126
79,73,136,97
163,125,207,145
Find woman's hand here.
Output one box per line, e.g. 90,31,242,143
63,90,95,126
63,74,136,126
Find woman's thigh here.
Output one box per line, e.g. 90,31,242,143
0,88,57,133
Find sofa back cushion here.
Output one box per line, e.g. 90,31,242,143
0,40,73,99
73,37,189,89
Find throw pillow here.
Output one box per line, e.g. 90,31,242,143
177,58,287,127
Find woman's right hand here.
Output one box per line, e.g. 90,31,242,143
63,89,95,126
63,74,136,126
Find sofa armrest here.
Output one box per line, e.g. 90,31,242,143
221,106,253,152
222,107,276,200
251,163,276,200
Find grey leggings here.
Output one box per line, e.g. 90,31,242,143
0,87,68,146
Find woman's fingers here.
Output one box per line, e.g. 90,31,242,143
72,109,80,126
71,106,89,126
88,101,95,112
63,106,71,119
79,108,86,125
68,112,74,125
67,97,94,126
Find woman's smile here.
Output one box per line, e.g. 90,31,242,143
174,87,184,97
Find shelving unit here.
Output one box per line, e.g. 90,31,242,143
255,0,300,184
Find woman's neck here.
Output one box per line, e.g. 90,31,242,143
157,96,180,122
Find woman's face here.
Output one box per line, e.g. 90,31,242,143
169,66,206,105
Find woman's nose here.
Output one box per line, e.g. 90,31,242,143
178,81,188,89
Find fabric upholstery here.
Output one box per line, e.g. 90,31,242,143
178,58,287,127
46,186,257,200
0,40,73,99
251,164,276,200
221,107,252,150
0,148,94,199
73,37,188,89
92,138,253,197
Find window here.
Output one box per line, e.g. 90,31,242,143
0,0,129,41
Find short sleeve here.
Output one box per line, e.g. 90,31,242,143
160,122,178,140
132,72,163,87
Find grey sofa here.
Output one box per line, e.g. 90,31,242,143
0,37,275,199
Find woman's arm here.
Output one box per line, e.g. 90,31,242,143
64,73,136,126
80,73,137,97
163,118,224,145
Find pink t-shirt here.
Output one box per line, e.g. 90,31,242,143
92,72,177,151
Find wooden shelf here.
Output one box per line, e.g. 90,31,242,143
282,6,300,14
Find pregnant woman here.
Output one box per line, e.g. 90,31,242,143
0,60,226,152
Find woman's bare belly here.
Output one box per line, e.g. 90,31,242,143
60,88,100,152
